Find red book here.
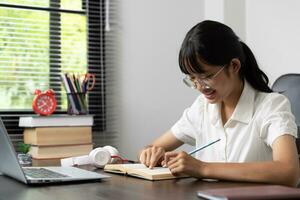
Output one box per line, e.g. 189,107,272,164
197,185,300,200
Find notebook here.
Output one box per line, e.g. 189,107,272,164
197,185,300,200
0,118,110,184
19,115,93,127
104,163,188,180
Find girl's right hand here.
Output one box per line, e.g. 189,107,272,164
139,146,165,169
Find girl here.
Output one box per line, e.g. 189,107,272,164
139,20,299,187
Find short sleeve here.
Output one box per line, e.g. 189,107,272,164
260,93,298,147
171,95,204,146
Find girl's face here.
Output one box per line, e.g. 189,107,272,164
190,60,241,104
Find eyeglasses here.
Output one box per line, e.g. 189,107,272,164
183,66,225,90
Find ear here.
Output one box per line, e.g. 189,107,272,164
229,58,241,74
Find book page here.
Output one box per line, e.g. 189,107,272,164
121,164,172,175
104,163,147,173
108,164,172,175
128,166,180,180
104,164,170,174
135,167,171,175
121,163,148,169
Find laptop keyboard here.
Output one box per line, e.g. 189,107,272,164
23,168,69,179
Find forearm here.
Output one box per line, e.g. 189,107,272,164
151,130,183,151
202,161,299,187
138,130,183,165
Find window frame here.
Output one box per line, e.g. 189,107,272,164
0,0,107,148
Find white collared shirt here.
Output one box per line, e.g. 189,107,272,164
171,81,297,162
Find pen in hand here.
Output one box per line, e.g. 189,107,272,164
188,138,221,155
162,138,221,167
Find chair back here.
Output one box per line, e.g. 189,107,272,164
272,74,300,128
272,73,300,153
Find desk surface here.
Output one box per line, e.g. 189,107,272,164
0,166,262,200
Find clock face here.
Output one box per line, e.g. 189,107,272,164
33,93,57,116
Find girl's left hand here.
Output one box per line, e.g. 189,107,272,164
164,151,206,178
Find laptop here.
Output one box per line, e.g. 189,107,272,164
0,119,110,184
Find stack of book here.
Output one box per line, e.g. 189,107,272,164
19,115,94,166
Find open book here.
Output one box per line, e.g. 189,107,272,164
104,163,188,181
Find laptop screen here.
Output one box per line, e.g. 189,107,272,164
0,118,110,184
0,118,27,183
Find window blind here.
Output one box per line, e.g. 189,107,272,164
87,0,119,147
0,0,118,148
100,0,119,147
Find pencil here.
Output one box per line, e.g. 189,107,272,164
188,138,221,155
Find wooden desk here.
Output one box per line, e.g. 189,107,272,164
0,165,263,200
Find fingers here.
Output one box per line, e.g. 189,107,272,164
149,147,164,169
168,162,183,175
161,160,166,167
164,151,179,167
146,148,152,167
139,150,147,164
139,146,165,169
139,148,151,166
165,151,189,175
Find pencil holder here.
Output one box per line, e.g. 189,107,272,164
67,92,88,115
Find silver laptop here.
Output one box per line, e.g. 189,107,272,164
0,119,110,184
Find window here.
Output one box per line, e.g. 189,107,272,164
0,0,116,147
0,0,86,110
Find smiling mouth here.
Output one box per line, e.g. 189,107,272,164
202,88,215,95
202,88,216,99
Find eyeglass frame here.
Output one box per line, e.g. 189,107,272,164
183,65,226,89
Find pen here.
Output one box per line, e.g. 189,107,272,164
161,138,221,168
188,138,221,155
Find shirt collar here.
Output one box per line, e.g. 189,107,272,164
230,80,255,124
209,80,256,126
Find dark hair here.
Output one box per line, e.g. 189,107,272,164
179,20,272,93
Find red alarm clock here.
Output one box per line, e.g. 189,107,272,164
32,89,57,116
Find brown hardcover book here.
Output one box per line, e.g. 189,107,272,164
31,158,62,167
197,185,300,200
104,163,188,181
28,143,93,159
24,126,92,146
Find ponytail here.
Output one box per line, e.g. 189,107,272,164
240,41,272,93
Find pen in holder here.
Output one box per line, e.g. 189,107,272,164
67,92,88,115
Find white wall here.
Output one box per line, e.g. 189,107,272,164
204,0,300,83
117,0,203,159
204,0,246,42
116,0,300,159
224,0,246,41
246,0,300,84
204,0,224,22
